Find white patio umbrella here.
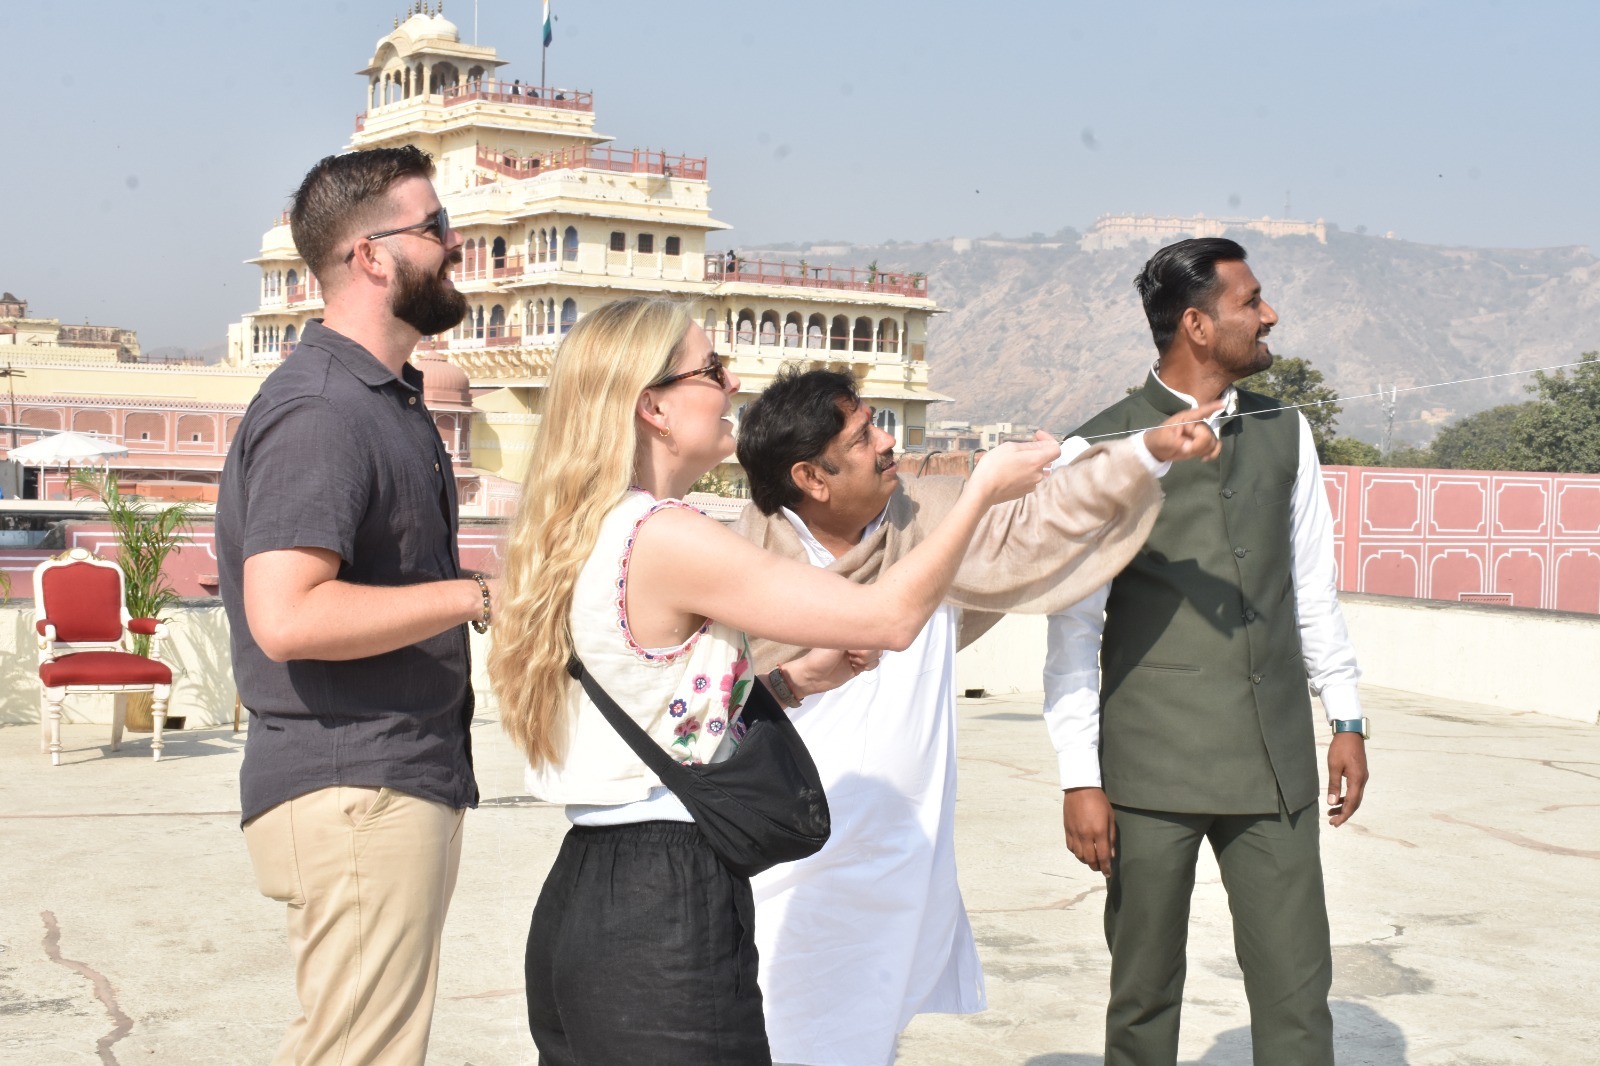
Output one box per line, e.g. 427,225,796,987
8,431,129,466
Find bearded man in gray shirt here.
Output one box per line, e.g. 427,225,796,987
217,146,491,1066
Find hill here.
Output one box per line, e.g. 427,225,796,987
774,231,1600,443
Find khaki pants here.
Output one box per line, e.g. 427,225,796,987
244,786,465,1066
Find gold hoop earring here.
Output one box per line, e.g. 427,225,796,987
660,426,671,438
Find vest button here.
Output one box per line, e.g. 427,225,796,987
408,396,418,406
1234,546,1247,558
1244,609,1256,622
1221,489,1236,498
1250,673,1263,684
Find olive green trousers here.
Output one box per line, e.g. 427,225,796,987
1103,799,1334,1066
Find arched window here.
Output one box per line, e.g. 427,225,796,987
473,306,485,340
560,298,578,334
492,237,507,269
853,316,873,352
703,310,720,346
874,408,898,436
736,311,756,346
283,323,298,345
783,313,802,348
489,305,507,337
665,236,681,257
878,318,899,354
609,231,626,253
286,268,299,290
830,315,849,351
638,233,655,254
563,226,579,260
807,314,827,349
758,311,779,347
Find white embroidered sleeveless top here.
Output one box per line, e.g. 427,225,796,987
524,491,753,805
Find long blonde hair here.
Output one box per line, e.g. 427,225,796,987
489,297,690,766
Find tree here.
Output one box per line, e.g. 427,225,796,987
1322,437,1382,466
1513,352,1600,473
1239,356,1343,457
1428,403,1532,470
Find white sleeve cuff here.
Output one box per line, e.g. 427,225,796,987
1129,432,1173,478
1316,683,1364,722
1058,747,1103,790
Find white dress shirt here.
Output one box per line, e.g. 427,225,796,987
1043,374,1364,790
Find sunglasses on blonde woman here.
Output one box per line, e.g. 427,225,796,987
650,350,728,390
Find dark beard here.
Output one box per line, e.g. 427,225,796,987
391,251,468,336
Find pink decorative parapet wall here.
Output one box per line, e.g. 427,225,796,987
1323,466,1600,614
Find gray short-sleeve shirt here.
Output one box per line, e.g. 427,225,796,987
217,320,479,823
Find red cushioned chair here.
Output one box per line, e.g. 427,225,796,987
33,547,174,765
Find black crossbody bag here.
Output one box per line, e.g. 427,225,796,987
566,656,831,877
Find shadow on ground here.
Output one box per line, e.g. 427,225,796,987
1023,1001,1410,1065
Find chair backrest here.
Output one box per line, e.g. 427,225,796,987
34,548,130,645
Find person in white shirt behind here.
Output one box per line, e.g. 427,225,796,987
731,367,1222,1066
1045,237,1369,1066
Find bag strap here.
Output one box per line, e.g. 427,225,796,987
566,656,695,789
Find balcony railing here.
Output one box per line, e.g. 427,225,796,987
442,80,593,112
476,144,706,182
705,256,930,298
353,83,594,134
484,326,522,347
452,258,525,282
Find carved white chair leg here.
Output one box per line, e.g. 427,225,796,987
40,694,51,754
150,687,170,762
45,689,65,766
111,693,127,752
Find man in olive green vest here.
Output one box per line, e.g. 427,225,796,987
1044,237,1370,1065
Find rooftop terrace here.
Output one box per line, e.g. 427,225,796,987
0,677,1594,1064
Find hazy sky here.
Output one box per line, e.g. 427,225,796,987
3,0,1596,351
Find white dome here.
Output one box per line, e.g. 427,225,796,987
400,12,459,42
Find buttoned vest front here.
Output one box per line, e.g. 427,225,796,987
1073,374,1318,814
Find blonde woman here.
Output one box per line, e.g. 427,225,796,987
489,297,1058,1065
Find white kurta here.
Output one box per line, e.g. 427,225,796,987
752,510,985,1066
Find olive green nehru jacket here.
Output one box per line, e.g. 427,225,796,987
1074,373,1319,815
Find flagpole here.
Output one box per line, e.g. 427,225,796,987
541,0,551,92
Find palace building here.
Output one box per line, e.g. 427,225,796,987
3,7,945,508
228,4,945,488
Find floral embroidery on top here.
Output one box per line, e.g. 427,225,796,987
615,497,712,664
672,715,702,751
692,673,710,693
668,697,688,718
719,649,751,713
706,717,726,736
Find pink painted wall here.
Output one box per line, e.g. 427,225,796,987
1324,466,1600,613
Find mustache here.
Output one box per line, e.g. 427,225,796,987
875,451,897,473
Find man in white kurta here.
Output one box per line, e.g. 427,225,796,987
732,368,1217,1066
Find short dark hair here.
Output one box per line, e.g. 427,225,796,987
289,145,437,280
1133,237,1248,354
736,367,860,515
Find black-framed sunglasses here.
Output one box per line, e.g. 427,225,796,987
343,206,451,262
650,351,729,389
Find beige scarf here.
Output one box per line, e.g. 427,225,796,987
732,438,1164,671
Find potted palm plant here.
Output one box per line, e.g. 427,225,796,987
68,470,197,730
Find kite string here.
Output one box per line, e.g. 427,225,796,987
1076,356,1595,441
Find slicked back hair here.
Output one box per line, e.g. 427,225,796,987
1133,237,1248,354
737,367,860,515
289,145,436,281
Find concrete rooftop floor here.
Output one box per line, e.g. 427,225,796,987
1,685,1596,1065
